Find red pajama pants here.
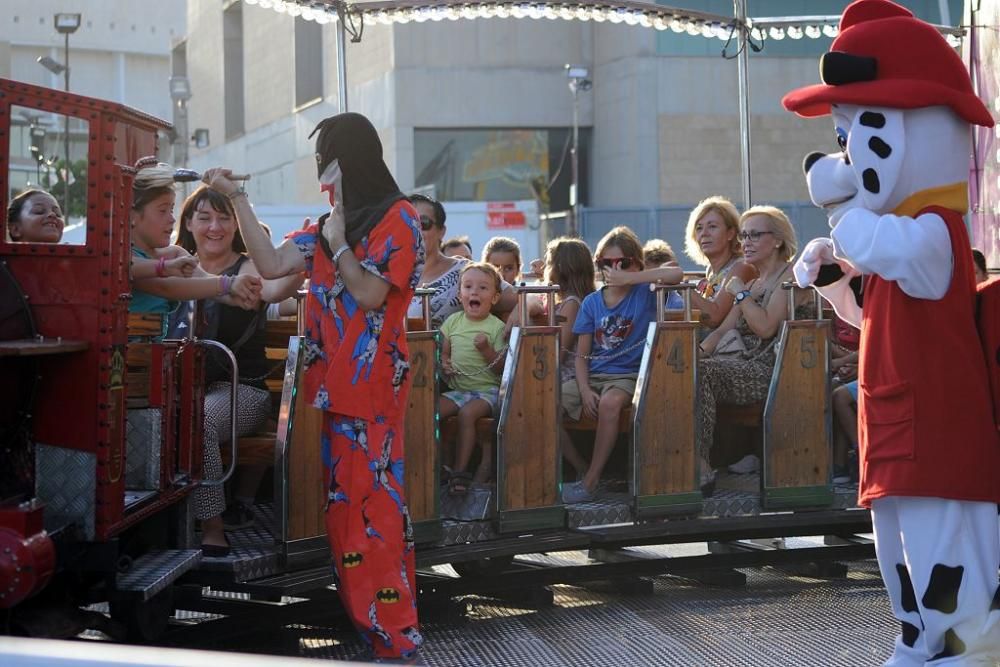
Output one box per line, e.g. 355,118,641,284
322,412,421,658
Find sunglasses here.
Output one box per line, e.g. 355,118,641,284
596,257,635,270
737,230,774,243
419,215,438,231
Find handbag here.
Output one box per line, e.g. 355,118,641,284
712,328,747,359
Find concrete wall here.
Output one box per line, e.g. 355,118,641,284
655,55,833,208
182,7,835,217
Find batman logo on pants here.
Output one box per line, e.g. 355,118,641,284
343,552,364,568
376,587,400,603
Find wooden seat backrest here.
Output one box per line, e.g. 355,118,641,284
402,330,440,528
633,320,699,499
264,318,298,397
497,328,560,518
764,320,831,485
126,313,164,406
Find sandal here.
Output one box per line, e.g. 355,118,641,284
447,471,473,497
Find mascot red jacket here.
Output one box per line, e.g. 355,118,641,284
783,0,1000,509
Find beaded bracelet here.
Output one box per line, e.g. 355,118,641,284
155,256,167,278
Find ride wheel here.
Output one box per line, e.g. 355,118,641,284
109,588,175,643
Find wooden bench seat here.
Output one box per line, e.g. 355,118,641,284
223,431,277,468
440,416,497,443
717,402,763,428
563,407,633,434
237,319,298,465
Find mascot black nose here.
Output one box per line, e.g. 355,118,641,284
803,152,825,175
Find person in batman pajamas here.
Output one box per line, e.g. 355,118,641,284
201,112,425,661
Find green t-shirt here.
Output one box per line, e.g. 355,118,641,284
441,311,506,393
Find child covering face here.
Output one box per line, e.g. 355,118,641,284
438,263,507,495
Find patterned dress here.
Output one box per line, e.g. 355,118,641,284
696,271,813,463
287,201,425,659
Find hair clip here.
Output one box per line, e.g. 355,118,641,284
134,156,160,171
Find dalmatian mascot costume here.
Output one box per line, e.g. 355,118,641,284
783,0,1000,664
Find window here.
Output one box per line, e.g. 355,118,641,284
171,40,187,77
294,17,323,107
223,2,245,139
414,128,592,212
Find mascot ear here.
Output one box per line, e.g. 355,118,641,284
846,107,905,213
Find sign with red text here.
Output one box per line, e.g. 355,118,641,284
486,202,526,230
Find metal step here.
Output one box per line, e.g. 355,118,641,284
124,489,158,511
438,483,493,521
116,549,202,601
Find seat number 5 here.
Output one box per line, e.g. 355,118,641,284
799,335,817,369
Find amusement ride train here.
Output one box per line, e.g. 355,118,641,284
0,75,889,642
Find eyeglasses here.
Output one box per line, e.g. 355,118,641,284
596,257,635,270
419,215,437,231
737,230,774,243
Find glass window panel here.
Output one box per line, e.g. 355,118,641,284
7,105,89,245
414,127,591,212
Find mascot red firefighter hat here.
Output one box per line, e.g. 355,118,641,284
784,1,1000,664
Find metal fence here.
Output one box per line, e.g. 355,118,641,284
542,202,830,271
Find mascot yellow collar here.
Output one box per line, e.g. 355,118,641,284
891,182,967,218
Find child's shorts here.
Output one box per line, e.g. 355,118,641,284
442,387,500,414
561,373,638,421
844,380,858,401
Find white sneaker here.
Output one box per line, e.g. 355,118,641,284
727,454,760,474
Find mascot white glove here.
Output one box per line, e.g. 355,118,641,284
794,238,838,288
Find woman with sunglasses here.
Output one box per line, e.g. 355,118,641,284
694,206,812,491
683,196,757,328
408,193,518,329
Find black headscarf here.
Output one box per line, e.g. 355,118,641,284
308,112,405,251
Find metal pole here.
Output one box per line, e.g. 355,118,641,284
570,82,580,237
63,32,71,217
336,9,348,112
735,0,752,209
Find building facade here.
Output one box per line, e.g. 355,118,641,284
180,1,961,250
2,0,184,228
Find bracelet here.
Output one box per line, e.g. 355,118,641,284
332,244,351,266
218,275,233,296
155,256,167,278
227,190,248,201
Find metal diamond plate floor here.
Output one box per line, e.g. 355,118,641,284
164,552,913,666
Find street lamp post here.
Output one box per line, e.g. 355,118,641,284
53,13,81,217
565,65,592,238
29,126,47,185
169,76,193,168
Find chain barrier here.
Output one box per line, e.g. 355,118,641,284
446,344,510,378
564,338,648,361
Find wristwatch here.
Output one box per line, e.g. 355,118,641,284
734,289,752,305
